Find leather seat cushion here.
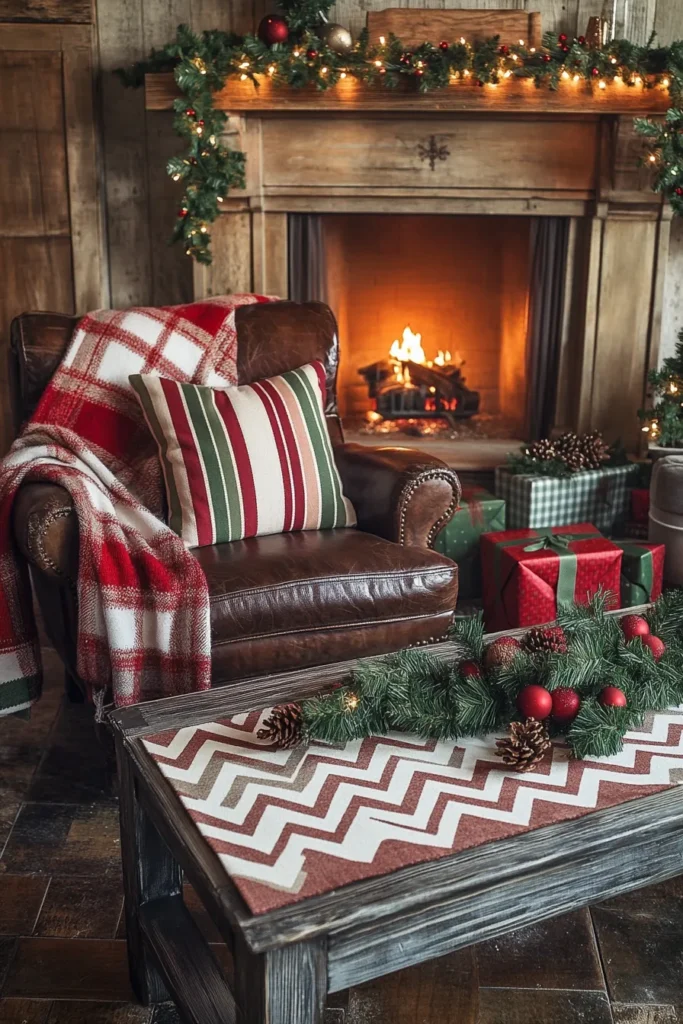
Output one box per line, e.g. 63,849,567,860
192,530,458,682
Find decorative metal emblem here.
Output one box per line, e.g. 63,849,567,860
417,135,450,171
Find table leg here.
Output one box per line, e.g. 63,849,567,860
116,737,183,1005
235,935,328,1024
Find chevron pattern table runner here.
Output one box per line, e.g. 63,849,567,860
143,707,683,916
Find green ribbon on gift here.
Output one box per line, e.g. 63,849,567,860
493,527,602,621
615,541,654,606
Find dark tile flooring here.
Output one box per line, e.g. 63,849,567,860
2,649,683,1023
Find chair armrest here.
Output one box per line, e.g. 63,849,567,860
334,443,461,548
12,482,79,581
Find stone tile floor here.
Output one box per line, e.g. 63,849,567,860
1,648,683,1023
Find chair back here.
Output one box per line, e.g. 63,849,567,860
9,300,341,437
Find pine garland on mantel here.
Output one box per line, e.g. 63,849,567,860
119,16,683,263
258,592,683,762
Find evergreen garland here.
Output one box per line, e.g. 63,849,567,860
639,325,683,446
282,592,683,760
119,19,683,263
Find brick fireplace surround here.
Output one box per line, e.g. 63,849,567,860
146,73,671,452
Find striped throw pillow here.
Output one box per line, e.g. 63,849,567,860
130,361,356,548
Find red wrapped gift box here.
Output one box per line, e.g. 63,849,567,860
630,488,650,525
481,523,623,632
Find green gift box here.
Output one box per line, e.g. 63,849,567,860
612,540,665,608
434,487,505,599
494,464,635,535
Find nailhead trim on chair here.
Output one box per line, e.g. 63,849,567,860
397,469,461,549
28,505,77,590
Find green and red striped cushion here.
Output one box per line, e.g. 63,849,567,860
130,362,356,548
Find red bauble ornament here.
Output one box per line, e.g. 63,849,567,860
257,13,289,46
306,47,318,60
676,187,683,196
620,614,650,641
484,636,521,671
562,45,570,52
185,107,196,116
439,40,449,50
517,685,553,720
499,44,510,55
197,119,204,126
578,35,586,44
558,33,568,43
543,53,551,62
642,634,666,661
591,67,599,76
551,687,581,724
599,686,627,708
459,660,482,678
178,207,188,217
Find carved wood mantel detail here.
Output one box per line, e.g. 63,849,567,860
417,135,450,171
146,74,671,448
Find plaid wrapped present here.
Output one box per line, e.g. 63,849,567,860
481,523,623,631
434,487,505,600
495,464,634,534
613,540,665,608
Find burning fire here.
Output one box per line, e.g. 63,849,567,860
389,326,455,369
390,326,425,364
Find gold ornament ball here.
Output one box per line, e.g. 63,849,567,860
319,21,353,54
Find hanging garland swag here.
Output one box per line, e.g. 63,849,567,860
257,592,683,764
120,17,683,263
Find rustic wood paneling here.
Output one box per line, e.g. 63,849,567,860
0,0,92,20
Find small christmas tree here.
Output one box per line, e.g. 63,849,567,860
640,327,683,447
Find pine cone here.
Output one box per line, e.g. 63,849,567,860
521,626,568,655
579,430,610,470
257,703,304,749
496,718,551,772
526,437,558,463
554,431,586,472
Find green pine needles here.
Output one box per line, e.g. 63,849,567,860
119,22,683,263
639,325,683,447
296,592,683,761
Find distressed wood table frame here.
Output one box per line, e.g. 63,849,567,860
109,634,683,1024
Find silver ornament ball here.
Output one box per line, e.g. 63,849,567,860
319,21,353,54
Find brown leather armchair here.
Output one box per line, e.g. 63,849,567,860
9,301,460,698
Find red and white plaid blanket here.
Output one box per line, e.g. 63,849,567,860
0,295,273,717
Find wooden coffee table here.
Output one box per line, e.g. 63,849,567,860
109,644,683,1024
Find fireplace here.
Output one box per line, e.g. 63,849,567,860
152,75,673,454
322,213,532,439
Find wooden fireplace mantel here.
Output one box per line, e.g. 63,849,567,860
145,73,672,450
146,73,671,116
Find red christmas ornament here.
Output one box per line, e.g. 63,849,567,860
591,67,599,76
599,685,627,708
543,53,552,62
551,687,581,724
459,660,482,678
484,636,521,671
578,35,586,44
416,69,424,76
558,33,568,43
185,107,196,116
562,45,570,52
676,187,683,196
197,119,205,126
499,44,510,55
439,40,449,51
517,685,553,720
178,207,188,217
306,48,318,60
642,634,666,661
257,14,289,46
620,614,650,641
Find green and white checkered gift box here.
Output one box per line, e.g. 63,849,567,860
494,464,635,533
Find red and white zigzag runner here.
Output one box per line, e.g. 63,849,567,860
143,708,683,915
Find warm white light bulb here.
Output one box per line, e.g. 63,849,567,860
663,76,671,87
599,79,606,89
340,71,347,78
379,35,385,45
561,70,569,80
460,37,466,44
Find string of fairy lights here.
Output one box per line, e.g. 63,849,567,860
119,26,683,263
